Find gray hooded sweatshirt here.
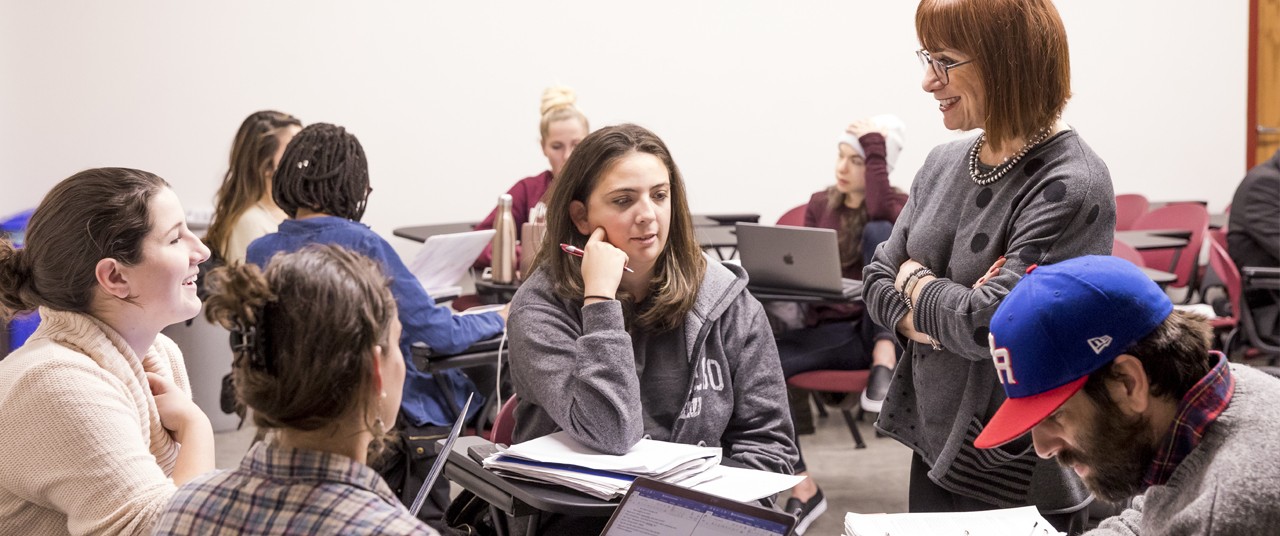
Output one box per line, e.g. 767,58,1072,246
508,258,797,476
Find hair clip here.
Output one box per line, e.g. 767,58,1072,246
229,322,274,373
296,159,309,169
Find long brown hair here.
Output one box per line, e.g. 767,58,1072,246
825,187,870,274
205,111,302,259
533,124,705,332
0,168,168,319
916,0,1071,146
203,244,397,446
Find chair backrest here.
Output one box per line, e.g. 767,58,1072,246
1115,194,1150,231
1132,203,1209,289
1111,238,1145,267
1207,239,1242,325
776,204,806,226
1209,227,1228,250
488,394,519,446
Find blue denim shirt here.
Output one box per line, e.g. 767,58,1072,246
247,216,503,427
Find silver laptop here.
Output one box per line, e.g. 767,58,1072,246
736,222,862,301
600,476,797,536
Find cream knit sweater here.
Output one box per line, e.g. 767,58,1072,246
0,307,191,535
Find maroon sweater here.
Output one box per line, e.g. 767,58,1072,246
803,133,908,329
474,170,554,268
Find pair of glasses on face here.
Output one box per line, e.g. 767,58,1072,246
916,49,972,85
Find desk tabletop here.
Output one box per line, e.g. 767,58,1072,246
444,436,618,517
1115,230,1189,251
695,225,737,248
1141,267,1177,285
393,222,479,243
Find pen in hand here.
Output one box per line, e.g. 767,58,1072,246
560,243,634,273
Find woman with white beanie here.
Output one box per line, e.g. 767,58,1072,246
776,116,908,533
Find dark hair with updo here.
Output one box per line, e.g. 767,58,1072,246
203,244,397,441
271,123,371,221
0,168,169,320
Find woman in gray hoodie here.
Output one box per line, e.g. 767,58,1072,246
507,124,798,510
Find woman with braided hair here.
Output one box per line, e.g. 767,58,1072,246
245,123,505,529
0,168,215,535
155,244,437,535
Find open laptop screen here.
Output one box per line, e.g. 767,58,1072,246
601,477,795,536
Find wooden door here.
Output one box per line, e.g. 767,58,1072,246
1250,0,1280,167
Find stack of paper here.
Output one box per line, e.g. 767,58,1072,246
483,431,803,502
843,506,1066,536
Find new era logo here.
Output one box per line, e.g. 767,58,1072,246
1088,336,1113,354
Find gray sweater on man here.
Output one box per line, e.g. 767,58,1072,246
864,130,1113,511
507,259,797,475
1087,365,1280,535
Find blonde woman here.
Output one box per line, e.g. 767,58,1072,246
474,86,590,267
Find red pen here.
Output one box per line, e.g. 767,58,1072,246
560,243,634,272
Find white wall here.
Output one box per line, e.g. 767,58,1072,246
0,1,1248,254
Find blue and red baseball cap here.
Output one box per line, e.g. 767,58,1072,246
974,255,1173,449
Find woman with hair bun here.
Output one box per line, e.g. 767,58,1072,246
474,85,590,268
246,122,505,528
0,168,214,535
154,244,437,535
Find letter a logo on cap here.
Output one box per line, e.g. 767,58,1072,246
988,333,1017,385
1088,335,1113,355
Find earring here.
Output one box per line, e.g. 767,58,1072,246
373,391,388,437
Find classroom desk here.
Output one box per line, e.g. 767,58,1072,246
692,213,760,227
411,338,508,420
393,221,479,243
1245,267,1280,290
695,225,738,260
1114,230,1190,251
1141,267,1177,286
395,214,757,244
442,436,617,533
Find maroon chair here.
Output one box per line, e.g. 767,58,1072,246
488,395,519,446
1112,238,1145,267
1208,240,1280,363
1115,194,1150,231
1132,203,1209,301
786,370,868,448
776,204,806,227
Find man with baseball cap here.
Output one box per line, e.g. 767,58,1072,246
977,255,1280,534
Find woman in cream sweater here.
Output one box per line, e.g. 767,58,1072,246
0,168,215,535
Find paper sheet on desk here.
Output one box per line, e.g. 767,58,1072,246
681,464,805,502
843,505,1064,536
497,431,722,474
407,229,495,296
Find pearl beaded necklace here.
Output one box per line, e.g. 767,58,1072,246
967,126,1054,186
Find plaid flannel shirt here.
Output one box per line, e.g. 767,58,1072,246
1141,352,1235,488
154,442,437,535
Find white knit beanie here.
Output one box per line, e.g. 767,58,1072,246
837,114,907,173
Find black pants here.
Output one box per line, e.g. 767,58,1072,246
909,453,1085,535
372,413,453,531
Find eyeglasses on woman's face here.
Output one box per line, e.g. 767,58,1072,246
916,49,973,86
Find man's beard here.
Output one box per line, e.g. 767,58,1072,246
1055,397,1158,503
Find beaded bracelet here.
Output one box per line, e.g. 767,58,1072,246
900,266,936,310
